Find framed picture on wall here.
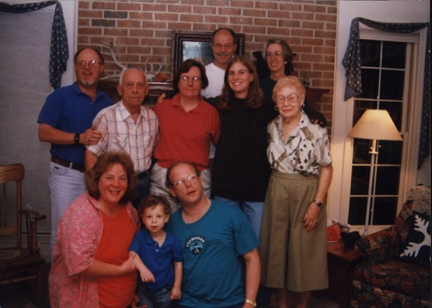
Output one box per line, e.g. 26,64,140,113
171,30,245,79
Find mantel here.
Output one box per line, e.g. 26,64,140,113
306,88,329,106
98,80,329,106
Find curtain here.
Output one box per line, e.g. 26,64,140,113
0,1,68,89
342,18,430,169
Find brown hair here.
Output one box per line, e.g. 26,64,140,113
73,46,104,64
84,151,137,205
218,56,263,111
211,28,236,44
165,161,201,188
173,59,209,94
272,76,306,105
138,195,171,215
264,38,293,64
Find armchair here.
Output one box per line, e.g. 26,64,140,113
350,185,430,308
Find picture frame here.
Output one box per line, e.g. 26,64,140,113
171,30,245,79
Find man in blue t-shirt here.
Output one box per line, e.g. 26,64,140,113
165,161,260,308
37,47,112,262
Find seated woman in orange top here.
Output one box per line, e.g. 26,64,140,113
49,151,141,308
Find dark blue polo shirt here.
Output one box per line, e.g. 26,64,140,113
37,82,112,165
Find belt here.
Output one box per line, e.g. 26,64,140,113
137,170,149,181
51,156,85,173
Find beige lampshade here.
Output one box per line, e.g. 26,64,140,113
348,109,403,141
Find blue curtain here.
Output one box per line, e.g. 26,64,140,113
0,1,69,89
342,18,430,169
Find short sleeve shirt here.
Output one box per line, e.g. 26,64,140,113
129,228,183,293
165,200,259,308
37,82,113,165
267,111,332,175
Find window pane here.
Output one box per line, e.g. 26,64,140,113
380,102,403,131
353,100,377,124
375,166,401,195
348,197,367,225
380,70,405,100
360,40,381,67
377,140,403,164
360,68,379,98
382,42,406,69
372,197,398,224
351,166,371,195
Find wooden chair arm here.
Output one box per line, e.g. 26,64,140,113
18,209,46,254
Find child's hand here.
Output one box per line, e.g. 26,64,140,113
170,286,181,300
139,267,155,283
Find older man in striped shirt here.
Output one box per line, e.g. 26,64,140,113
85,68,158,208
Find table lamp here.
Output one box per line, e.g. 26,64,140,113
348,109,402,236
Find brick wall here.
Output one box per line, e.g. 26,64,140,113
77,0,336,122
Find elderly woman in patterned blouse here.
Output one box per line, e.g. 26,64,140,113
49,151,141,308
259,76,333,308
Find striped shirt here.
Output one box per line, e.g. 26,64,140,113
87,101,159,172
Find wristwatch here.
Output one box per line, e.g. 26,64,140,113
245,299,257,307
313,199,323,207
74,133,80,145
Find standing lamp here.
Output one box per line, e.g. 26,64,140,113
348,109,402,236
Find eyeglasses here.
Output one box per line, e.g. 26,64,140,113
276,94,300,106
213,43,234,49
266,52,283,58
173,174,198,187
180,76,201,84
76,60,102,68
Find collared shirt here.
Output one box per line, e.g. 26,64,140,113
129,228,183,293
87,100,159,173
267,111,332,175
49,192,140,308
37,82,113,165
153,93,220,170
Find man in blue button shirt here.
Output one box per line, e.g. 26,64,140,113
37,46,112,262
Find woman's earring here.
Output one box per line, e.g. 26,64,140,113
274,105,278,111
300,104,304,111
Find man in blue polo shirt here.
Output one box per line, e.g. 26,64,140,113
37,46,112,262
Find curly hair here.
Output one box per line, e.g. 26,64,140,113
218,56,263,111
138,195,171,216
272,75,306,106
84,151,137,205
172,59,209,94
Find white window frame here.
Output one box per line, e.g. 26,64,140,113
336,26,427,234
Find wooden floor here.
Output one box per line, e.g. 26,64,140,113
0,263,339,308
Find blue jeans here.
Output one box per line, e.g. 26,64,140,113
131,176,150,209
49,162,86,264
136,284,174,308
214,196,264,239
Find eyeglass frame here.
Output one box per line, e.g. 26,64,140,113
179,76,202,84
173,173,198,187
275,93,302,106
75,60,102,69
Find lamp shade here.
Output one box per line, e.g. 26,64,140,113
348,109,403,141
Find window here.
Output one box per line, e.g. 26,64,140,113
344,27,426,229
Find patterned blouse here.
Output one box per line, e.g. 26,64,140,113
49,192,140,308
267,111,332,175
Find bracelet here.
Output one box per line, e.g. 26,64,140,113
245,299,257,307
313,199,323,207
74,133,80,145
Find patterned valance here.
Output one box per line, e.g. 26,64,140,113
0,1,69,89
342,18,430,169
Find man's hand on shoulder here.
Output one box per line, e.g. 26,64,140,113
81,125,102,146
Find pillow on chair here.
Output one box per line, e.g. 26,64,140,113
399,210,431,268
